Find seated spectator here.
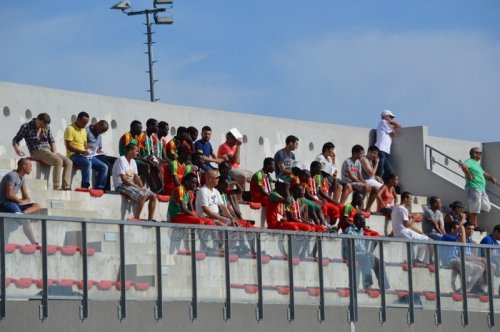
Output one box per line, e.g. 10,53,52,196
287,184,326,233
376,173,399,216
265,181,315,232
479,224,500,278
250,157,275,206
274,135,299,180
216,175,255,253
112,143,157,221
12,112,73,190
195,170,240,228
392,191,430,263
442,222,484,292
316,142,351,204
463,221,489,292
340,192,375,235
86,120,117,192
341,145,377,212
156,121,171,162
0,158,40,244
64,112,107,190
164,145,193,196
375,110,402,179
138,118,166,193
187,126,199,142
194,126,223,170
295,169,328,227
444,201,467,234
217,131,248,200
309,161,342,226
191,152,206,188
168,173,214,225
342,214,390,290
423,196,446,241
118,120,154,190
361,145,383,189
166,126,193,161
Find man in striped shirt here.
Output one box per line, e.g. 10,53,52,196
250,157,275,206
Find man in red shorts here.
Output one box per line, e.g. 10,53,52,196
164,145,193,195
310,161,343,227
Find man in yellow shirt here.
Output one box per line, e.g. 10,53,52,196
64,112,108,189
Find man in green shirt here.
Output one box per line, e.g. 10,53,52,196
461,147,498,232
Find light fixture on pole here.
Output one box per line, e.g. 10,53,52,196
111,1,173,102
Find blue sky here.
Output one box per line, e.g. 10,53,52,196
1,1,499,142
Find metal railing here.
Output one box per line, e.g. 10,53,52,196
0,212,499,327
425,145,500,200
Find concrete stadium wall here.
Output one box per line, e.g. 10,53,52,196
0,300,495,332
1,81,499,229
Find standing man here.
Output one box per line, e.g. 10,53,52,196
86,120,117,192
112,143,157,221
375,110,402,179
12,113,73,190
64,112,107,190
274,135,299,180
0,158,40,244
194,126,223,170
461,147,498,232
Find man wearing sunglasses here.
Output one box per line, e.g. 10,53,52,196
461,147,498,232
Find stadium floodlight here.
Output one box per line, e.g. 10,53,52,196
110,1,132,13
111,0,174,102
154,14,173,25
154,0,173,6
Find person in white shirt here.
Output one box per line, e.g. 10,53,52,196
315,142,351,205
112,143,157,221
375,110,402,179
392,191,431,263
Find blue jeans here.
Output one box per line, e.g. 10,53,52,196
376,150,393,179
70,154,108,189
0,201,32,213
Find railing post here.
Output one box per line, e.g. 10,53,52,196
40,219,49,320
378,239,386,324
155,225,163,320
287,233,295,322
347,238,358,323
189,228,197,320
0,217,6,320
485,248,494,328
317,235,325,322
118,224,127,320
433,243,442,325
459,246,468,326
406,242,414,325
80,222,89,320
223,229,231,321
255,232,264,321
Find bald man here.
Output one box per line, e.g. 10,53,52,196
0,158,40,244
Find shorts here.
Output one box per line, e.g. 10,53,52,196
0,201,34,214
394,228,429,240
365,178,383,189
350,182,367,192
116,184,152,202
229,168,252,183
465,187,491,214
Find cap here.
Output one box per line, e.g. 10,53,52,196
321,164,335,176
450,201,466,208
381,110,396,118
178,145,193,154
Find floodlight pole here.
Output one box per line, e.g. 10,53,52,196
128,8,165,102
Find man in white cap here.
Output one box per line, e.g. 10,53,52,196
375,110,402,179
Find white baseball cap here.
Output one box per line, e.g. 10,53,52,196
381,110,396,118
